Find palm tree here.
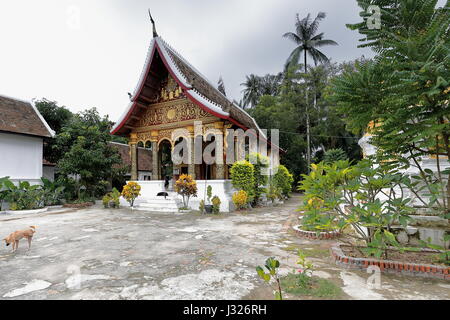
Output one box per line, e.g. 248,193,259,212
283,12,338,172
260,73,283,96
241,74,262,109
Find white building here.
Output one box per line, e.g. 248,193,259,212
0,94,55,185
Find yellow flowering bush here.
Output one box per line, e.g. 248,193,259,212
121,182,141,207
174,174,197,209
232,190,248,210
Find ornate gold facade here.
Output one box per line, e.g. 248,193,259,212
134,98,220,145
126,73,232,181
137,99,211,128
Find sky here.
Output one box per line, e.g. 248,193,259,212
0,0,445,123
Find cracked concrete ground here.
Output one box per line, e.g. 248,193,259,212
0,195,448,300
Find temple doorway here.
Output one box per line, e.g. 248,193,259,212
158,140,173,189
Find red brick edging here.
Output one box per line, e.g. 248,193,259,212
292,225,340,240
330,244,450,281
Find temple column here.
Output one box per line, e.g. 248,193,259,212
130,133,138,181
151,130,159,180
187,125,196,179
214,122,225,180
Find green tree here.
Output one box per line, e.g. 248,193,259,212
241,74,262,109
323,148,348,164
35,98,73,163
246,153,270,205
56,108,122,199
284,12,338,172
332,0,450,215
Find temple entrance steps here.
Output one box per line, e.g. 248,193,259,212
134,192,182,212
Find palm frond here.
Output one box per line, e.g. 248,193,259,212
283,32,301,44
314,39,339,48
309,12,327,38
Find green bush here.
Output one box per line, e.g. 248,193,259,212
211,196,221,214
0,176,10,211
232,190,249,210
246,153,270,205
230,160,255,203
2,179,45,211
267,181,282,203
323,148,348,164
102,188,121,209
273,165,294,198
41,178,65,206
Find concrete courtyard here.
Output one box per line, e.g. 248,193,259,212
0,195,449,300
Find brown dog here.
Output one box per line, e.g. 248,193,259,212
3,226,36,252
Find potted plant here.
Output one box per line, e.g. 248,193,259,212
211,196,221,214
204,185,213,214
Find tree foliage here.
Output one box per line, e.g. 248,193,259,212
174,174,198,209
273,165,294,198
230,160,255,201
332,0,450,215
35,98,73,163
56,108,122,198
246,153,270,205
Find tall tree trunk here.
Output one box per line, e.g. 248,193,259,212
305,53,311,174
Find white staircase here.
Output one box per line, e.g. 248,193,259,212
135,192,181,212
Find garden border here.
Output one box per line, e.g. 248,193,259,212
330,243,450,280
292,225,340,240
4,207,48,215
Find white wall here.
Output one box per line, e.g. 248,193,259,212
0,132,43,184
134,180,236,212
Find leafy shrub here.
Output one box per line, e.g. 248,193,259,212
0,176,10,211
256,257,283,300
103,188,121,209
299,160,414,259
245,153,270,205
232,190,248,210
267,181,282,203
273,165,294,198
174,174,197,209
211,196,221,214
230,160,255,202
41,178,65,206
323,148,348,164
206,185,213,204
121,182,141,207
2,180,45,211
102,195,110,208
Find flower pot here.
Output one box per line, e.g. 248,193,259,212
205,205,213,214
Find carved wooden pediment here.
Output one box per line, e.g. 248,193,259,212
137,98,211,127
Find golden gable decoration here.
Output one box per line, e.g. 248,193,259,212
137,99,211,127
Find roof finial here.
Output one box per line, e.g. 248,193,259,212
148,9,158,38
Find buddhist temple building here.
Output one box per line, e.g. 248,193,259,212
111,25,280,211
